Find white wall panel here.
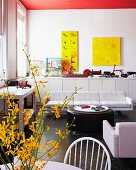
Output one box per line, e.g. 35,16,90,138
49,77,62,91
102,79,116,91
62,78,76,91
89,79,103,91
129,80,136,103
75,78,88,91
116,79,129,95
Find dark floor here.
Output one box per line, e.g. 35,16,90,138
39,110,136,170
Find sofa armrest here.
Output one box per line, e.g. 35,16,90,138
126,96,133,104
126,97,134,110
103,120,119,157
126,96,133,108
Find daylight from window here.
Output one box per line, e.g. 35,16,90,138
17,6,27,77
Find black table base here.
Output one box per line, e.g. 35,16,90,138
67,108,114,133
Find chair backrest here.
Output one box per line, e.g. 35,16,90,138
64,137,111,170
115,122,136,157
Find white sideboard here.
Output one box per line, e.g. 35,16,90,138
27,76,136,104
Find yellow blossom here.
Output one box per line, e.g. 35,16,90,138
51,104,61,118
38,108,43,116
56,129,65,139
23,109,33,125
41,92,50,105
46,126,50,131
37,80,48,88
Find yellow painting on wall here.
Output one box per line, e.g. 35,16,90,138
92,37,121,66
61,31,78,73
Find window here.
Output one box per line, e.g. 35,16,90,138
17,3,27,77
0,35,5,88
0,0,3,35
0,36,3,78
0,0,4,82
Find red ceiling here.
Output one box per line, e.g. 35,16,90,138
19,0,136,10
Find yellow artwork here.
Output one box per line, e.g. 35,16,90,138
92,37,121,66
61,31,78,73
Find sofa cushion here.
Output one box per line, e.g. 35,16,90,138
74,101,99,105
47,101,73,106
62,92,74,101
50,92,63,101
99,91,126,101
74,92,99,101
101,101,131,108
50,91,73,101
47,101,63,105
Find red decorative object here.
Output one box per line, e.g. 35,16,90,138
83,69,91,76
91,69,102,75
82,105,90,109
17,81,31,89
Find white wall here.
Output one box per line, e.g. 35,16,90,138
28,9,136,73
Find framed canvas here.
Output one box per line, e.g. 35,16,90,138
61,31,78,73
46,58,62,76
92,37,121,66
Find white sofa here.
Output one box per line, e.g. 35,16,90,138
103,120,136,158
99,91,133,111
47,91,133,111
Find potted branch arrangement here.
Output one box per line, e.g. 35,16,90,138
0,49,77,170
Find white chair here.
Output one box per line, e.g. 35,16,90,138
103,120,136,158
64,137,111,170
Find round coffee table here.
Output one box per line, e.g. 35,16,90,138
67,105,114,133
